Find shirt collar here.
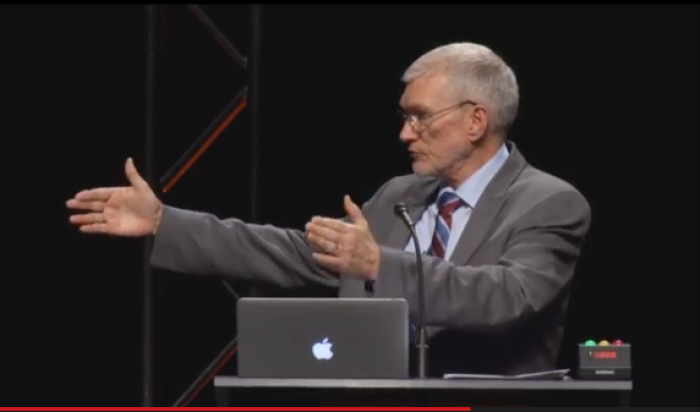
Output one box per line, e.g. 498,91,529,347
436,143,510,209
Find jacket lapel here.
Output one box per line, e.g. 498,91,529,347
449,193,507,264
450,141,527,264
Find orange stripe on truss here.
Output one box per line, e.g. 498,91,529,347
162,97,247,193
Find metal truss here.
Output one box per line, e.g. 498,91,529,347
143,4,261,407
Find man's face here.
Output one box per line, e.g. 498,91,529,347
399,74,477,180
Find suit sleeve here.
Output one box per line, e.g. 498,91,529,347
149,180,394,290
150,207,338,289
372,189,591,332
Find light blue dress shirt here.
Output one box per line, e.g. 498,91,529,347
403,144,510,260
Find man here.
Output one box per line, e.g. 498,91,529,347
67,42,591,376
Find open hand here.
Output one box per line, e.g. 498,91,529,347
66,158,162,237
305,195,380,280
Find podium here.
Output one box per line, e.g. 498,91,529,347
214,377,632,406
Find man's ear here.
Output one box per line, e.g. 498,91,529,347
467,105,490,144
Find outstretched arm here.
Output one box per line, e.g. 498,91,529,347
150,207,339,289
150,180,394,290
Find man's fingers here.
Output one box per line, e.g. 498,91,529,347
306,233,338,255
312,253,343,271
66,199,104,212
125,157,149,190
306,222,341,241
79,223,111,234
309,217,348,233
74,188,118,202
69,213,105,225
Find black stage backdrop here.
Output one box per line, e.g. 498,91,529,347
4,4,697,407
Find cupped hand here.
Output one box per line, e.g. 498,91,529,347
305,195,380,280
66,158,162,237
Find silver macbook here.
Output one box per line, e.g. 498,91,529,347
236,297,409,379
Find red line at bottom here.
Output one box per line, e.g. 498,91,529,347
0,408,471,411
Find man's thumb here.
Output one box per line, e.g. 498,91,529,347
125,158,148,189
344,195,365,225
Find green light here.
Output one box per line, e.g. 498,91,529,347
584,340,597,346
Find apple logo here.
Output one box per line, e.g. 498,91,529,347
312,337,333,360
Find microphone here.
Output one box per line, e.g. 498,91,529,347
393,202,428,379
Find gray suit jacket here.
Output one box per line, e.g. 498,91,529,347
151,141,591,376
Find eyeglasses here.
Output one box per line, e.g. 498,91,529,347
398,100,476,132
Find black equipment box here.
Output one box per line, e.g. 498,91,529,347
577,341,631,380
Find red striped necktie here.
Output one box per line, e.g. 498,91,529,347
428,191,464,258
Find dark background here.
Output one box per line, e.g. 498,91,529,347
4,3,697,407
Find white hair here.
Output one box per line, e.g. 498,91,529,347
402,42,520,137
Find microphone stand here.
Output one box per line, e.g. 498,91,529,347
394,203,428,379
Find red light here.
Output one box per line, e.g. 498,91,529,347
592,351,617,359
613,340,623,345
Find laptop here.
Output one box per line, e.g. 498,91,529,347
236,297,409,379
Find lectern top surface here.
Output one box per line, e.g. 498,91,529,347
213,376,632,392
